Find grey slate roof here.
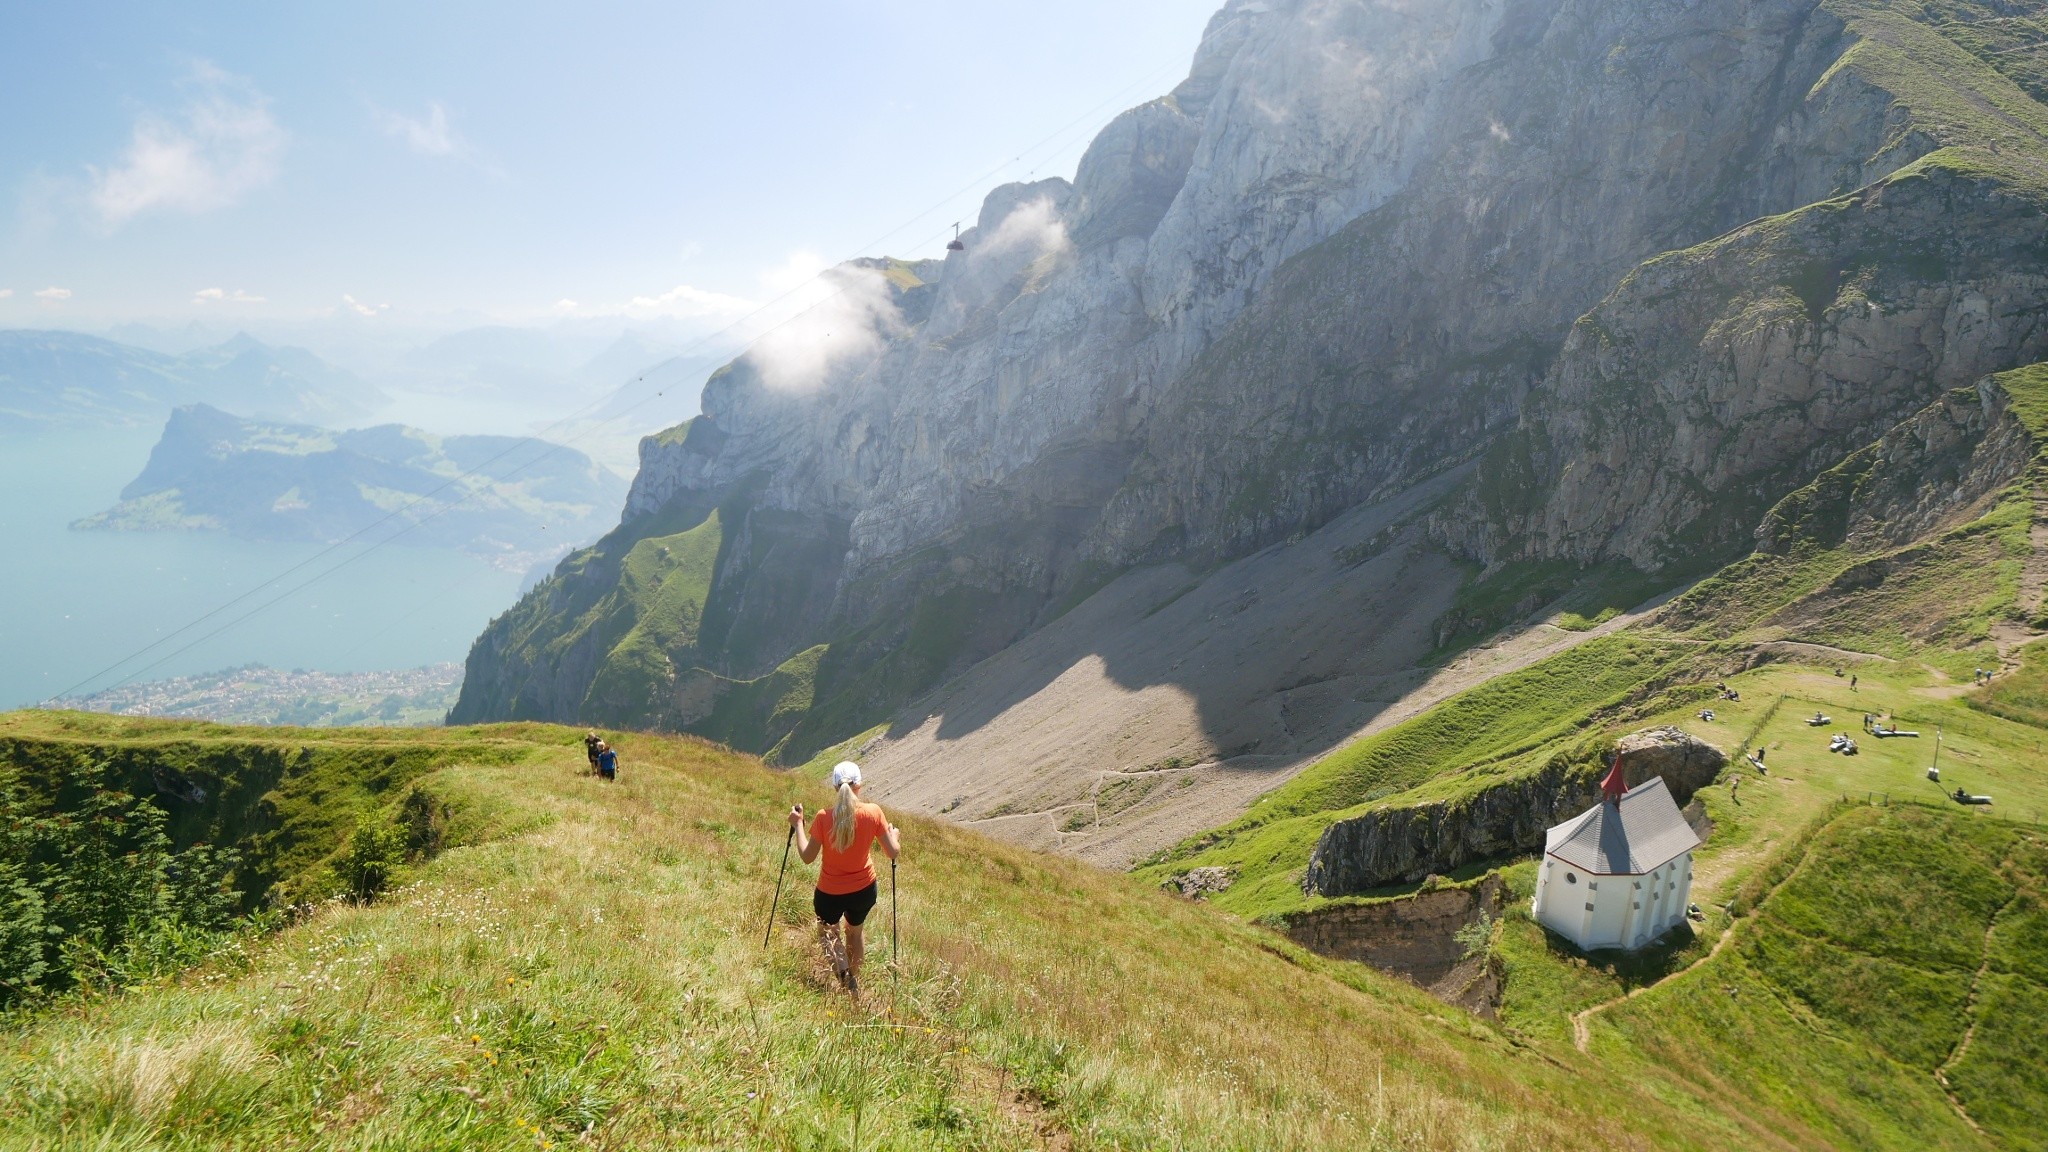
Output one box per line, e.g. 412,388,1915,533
1545,776,1700,875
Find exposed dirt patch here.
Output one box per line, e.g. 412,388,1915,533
1991,493,2048,670
957,1061,1074,1151
1281,874,1508,1012
1431,954,1506,1018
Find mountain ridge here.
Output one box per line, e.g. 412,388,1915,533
452,0,2048,848
0,329,386,428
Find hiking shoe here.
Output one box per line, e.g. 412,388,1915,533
845,972,860,997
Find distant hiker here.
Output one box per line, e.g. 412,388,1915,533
585,731,603,775
787,761,901,996
596,741,618,781
1850,675,1858,691
1730,776,1740,804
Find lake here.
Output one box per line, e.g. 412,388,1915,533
0,424,530,710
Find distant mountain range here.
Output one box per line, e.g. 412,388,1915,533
76,404,628,570
0,329,386,428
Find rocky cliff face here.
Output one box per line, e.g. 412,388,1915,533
1439,154,2048,572
1301,727,1726,897
1752,375,2036,557
454,0,2048,782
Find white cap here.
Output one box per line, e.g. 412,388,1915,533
830,761,863,790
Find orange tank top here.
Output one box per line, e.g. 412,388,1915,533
811,803,888,895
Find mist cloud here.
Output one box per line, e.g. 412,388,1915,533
740,261,902,392
981,197,1072,262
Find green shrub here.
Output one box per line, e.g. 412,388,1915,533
0,762,241,1002
334,815,409,902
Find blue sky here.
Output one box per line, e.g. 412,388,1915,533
0,1,1217,329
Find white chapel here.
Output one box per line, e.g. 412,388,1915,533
1530,756,1700,952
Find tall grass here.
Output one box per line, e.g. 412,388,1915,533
0,719,1702,1151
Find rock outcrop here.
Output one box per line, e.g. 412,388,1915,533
1301,727,1725,897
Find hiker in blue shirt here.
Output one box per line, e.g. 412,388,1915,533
596,741,619,781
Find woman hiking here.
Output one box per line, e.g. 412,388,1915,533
787,761,900,995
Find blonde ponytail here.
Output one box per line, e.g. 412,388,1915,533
831,782,858,851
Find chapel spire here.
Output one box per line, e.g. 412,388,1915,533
1600,753,1628,802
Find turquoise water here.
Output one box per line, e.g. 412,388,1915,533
0,425,527,710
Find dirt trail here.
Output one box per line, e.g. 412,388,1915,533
1570,913,1743,1053
1933,869,2019,1135
863,466,1688,869
1989,491,2048,670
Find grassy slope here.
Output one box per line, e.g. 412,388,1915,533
578,510,725,729
0,715,1753,1152
1593,804,2046,1152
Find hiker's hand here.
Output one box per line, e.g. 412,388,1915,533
787,805,804,830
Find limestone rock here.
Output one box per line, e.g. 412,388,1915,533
1300,727,1724,898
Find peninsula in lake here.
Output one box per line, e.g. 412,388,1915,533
76,404,627,570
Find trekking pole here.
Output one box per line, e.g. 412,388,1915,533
764,811,796,948
891,856,899,965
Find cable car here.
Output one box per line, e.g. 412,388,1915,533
946,222,965,252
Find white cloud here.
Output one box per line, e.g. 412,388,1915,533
34,286,71,300
88,62,285,227
0,289,12,299
624,283,758,320
342,293,389,317
378,102,458,157
555,298,579,311
193,287,264,304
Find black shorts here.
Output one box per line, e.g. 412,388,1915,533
813,882,879,926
